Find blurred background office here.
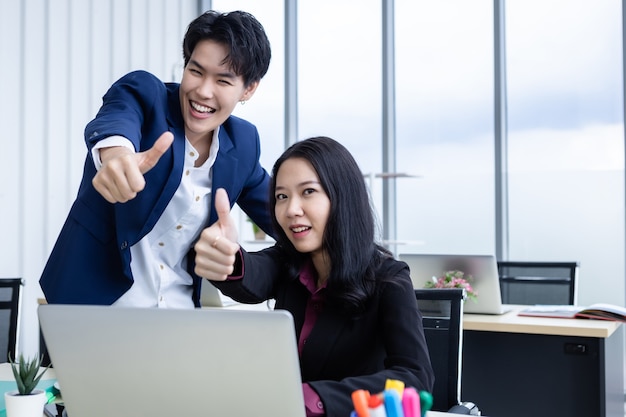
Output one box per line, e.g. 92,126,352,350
0,0,624,390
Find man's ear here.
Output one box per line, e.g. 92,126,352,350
241,81,260,101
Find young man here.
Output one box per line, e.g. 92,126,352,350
40,10,273,308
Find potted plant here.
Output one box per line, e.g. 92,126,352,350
424,270,478,302
4,353,51,417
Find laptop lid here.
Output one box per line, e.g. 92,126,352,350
38,305,305,417
399,254,511,315
199,280,237,307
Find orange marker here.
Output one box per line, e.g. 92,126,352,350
351,389,371,417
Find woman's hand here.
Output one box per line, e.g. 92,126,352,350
194,188,241,281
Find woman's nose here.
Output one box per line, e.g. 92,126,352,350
285,198,303,217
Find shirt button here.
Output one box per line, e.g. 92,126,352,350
120,241,128,250
195,196,200,202
185,170,190,176
189,151,195,157
316,401,324,410
176,225,183,230
158,242,164,246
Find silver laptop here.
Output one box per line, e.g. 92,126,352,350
38,305,305,417
199,280,238,307
399,254,511,315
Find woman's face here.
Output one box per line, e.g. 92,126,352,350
274,157,331,257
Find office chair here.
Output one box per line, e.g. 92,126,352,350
497,261,579,305
414,288,479,415
0,278,22,362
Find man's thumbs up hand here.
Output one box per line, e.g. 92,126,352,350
93,131,174,203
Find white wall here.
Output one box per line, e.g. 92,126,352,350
0,0,198,358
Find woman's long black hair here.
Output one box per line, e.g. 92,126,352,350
269,136,392,313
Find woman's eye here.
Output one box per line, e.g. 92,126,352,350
276,194,287,200
303,188,315,196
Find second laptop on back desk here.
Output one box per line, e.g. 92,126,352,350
399,254,511,315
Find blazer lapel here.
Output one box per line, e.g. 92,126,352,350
136,91,185,239
209,127,239,223
148,126,185,219
300,309,350,380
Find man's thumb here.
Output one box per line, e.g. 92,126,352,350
139,131,174,174
214,188,234,229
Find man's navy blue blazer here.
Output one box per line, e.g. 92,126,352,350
39,71,272,306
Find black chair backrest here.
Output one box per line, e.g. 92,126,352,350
414,288,465,412
497,261,578,305
0,278,22,362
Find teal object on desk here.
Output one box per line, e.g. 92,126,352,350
0,379,57,417
419,391,433,417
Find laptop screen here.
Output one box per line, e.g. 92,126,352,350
399,254,509,315
38,305,306,417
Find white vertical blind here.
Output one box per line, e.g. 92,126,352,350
0,0,197,357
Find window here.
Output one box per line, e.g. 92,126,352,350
396,0,495,255
212,0,286,169
506,0,625,305
298,0,383,215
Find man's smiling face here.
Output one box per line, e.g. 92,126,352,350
179,39,258,144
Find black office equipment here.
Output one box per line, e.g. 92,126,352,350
0,278,22,362
497,261,578,305
414,288,476,414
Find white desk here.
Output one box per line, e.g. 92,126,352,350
463,304,621,338
0,364,470,417
462,306,624,417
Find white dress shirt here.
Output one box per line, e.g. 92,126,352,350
92,130,220,308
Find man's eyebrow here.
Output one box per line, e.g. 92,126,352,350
188,59,237,79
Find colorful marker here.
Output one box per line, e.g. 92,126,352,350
368,393,387,417
383,389,404,417
419,391,433,417
401,387,420,417
385,379,405,399
351,389,371,417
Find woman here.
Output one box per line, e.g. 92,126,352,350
195,136,434,417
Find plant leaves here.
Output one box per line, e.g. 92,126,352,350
8,353,50,395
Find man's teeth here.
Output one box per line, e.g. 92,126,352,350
191,102,214,113
292,226,309,233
